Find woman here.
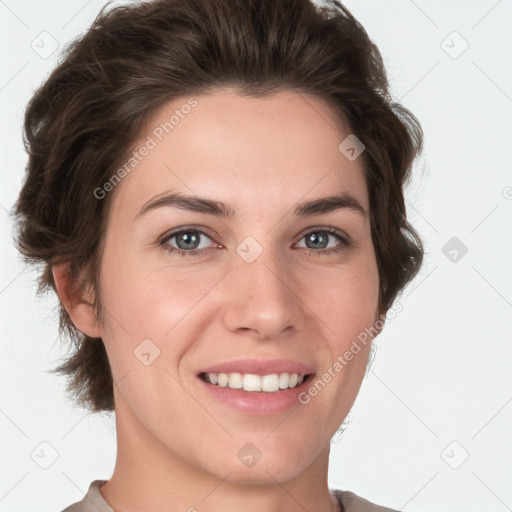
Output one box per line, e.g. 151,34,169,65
14,0,424,510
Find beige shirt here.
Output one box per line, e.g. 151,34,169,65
61,480,400,511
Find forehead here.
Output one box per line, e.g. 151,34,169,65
111,88,368,219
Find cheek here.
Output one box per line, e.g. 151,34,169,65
97,252,224,363
96,260,196,416
303,257,380,336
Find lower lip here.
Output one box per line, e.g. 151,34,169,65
198,375,314,415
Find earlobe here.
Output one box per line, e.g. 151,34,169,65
52,262,102,338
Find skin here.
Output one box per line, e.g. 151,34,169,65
53,88,382,512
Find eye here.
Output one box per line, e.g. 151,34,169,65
296,227,352,256
159,228,217,257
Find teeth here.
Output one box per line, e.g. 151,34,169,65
202,372,307,392
229,372,243,389
217,373,228,387
243,373,262,391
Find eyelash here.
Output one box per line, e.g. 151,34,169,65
158,226,353,258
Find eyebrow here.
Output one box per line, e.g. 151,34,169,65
134,190,367,220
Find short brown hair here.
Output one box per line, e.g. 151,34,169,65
13,0,424,412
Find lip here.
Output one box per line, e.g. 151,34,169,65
198,373,314,415
197,358,315,376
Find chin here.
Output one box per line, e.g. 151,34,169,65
211,456,308,486
200,436,318,485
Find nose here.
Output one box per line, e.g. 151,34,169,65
221,248,305,341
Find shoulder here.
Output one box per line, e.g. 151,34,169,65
60,480,113,512
331,489,401,512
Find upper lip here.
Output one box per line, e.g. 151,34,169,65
198,358,315,376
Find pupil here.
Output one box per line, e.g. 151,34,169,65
307,232,327,249
178,232,199,250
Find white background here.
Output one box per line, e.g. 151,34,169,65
1,1,511,511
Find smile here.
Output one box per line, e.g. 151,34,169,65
199,372,311,392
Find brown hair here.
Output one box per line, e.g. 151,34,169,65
13,0,424,412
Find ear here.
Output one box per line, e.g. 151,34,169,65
52,262,102,338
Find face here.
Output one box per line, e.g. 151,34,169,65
94,88,380,483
